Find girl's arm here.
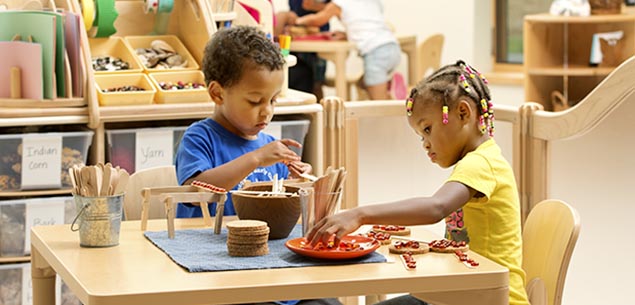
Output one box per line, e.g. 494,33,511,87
295,2,340,27
183,139,302,190
307,181,477,245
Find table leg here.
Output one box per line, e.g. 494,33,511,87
412,286,509,305
334,50,349,100
31,247,56,305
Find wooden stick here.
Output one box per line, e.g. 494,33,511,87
230,190,297,196
10,67,21,99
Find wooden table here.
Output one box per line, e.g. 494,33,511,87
290,35,417,100
31,218,509,305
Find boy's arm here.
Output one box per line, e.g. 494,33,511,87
183,139,302,190
301,0,327,12
295,2,340,27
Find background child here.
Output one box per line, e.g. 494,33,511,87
175,26,312,219
275,0,331,101
294,0,400,100
306,60,530,305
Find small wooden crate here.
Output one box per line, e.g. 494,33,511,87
590,0,623,14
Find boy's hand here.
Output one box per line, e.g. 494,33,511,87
328,31,346,41
287,160,312,178
254,139,302,167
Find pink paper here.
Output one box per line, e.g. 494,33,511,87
0,41,43,100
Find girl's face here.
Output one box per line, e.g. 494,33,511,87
209,65,285,140
407,98,476,168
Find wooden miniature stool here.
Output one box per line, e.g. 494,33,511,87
140,181,227,238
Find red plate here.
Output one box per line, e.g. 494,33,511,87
285,235,380,260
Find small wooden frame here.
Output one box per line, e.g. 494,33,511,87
140,185,227,239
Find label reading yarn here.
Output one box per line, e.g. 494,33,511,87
135,129,173,171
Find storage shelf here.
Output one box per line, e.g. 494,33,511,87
96,89,316,123
527,66,615,76
0,189,73,198
0,256,30,264
213,12,237,21
524,13,635,111
525,13,635,24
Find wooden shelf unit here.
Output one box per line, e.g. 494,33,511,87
0,0,323,268
523,13,635,111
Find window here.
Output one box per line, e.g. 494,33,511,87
495,0,552,65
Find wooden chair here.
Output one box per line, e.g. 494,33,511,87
123,165,178,221
415,33,444,82
522,199,581,305
332,33,445,100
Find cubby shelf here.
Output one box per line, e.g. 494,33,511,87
524,13,635,111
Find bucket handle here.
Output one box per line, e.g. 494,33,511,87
70,202,90,232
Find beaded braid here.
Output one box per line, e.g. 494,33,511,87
405,60,495,136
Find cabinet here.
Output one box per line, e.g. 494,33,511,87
524,13,635,111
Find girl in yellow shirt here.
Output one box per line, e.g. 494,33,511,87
307,60,530,305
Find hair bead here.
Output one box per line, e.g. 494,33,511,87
406,98,414,116
459,75,471,93
442,105,449,124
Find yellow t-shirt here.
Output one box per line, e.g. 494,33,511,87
446,139,529,305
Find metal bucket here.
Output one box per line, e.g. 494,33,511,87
71,194,123,247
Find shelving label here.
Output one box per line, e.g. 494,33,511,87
21,135,62,190
24,198,65,255
136,129,174,171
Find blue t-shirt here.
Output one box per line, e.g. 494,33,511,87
289,0,330,32
175,118,290,218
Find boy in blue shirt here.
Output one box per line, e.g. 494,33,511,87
175,26,312,218
176,26,342,305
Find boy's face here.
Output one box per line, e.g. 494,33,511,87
210,65,285,140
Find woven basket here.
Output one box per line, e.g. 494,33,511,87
589,0,622,14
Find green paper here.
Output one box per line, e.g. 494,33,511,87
0,11,66,99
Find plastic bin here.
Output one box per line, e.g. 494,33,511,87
0,196,76,257
125,35,199,72
89,37,144,74
0,131,93,192
148,71,209,104
106,126,188,174
0,263,81,305
263,119,311,156
0,263,29,305
95,73,156,106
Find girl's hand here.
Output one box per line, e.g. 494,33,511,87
306,209,362,247
287,161,312,178
253,139,302,167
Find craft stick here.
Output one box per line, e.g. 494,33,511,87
214,197,225,234
10,67,21,99
230,190,297,196
165,196,176,239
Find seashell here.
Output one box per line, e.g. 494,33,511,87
146,56,160,68
165,54,185,67
150,40,176,54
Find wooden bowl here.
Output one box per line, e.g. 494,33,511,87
232,184,302,239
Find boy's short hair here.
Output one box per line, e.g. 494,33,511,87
202,26,285,87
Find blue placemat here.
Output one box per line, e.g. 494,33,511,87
144,225,387,272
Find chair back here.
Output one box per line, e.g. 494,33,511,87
123,165,178,220
523,199,581,305
416,33,444,80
